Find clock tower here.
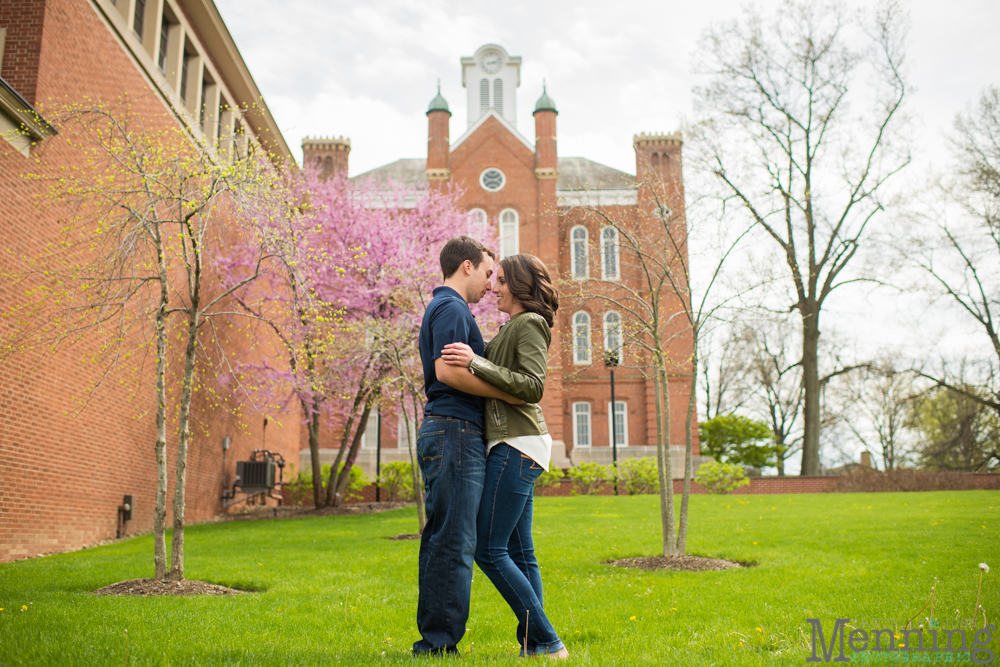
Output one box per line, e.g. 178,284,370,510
460,44,521,127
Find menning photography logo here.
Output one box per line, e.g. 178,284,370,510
805,619,995,664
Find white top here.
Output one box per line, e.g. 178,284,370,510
487,433,553,472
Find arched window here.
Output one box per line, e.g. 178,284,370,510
651,152,661,172
500,209,519,259
467,208,488,239
480,78,490,116
603,311,622,361
601,226,619,280
323,155,333,177
493,78,503,116
573,402,591,448
571,225,588,280
573,311,591,365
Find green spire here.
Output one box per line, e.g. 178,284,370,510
533,82,557,115
427,80,451,115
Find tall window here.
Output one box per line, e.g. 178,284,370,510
571,226,588,280
573,312,591,365
480,79,490,116
607,401,628,447
200,78,209,128
601,226,619,280
361,410,379,450
500,209,518,259
158,17,169,73
603,311,622,360
467,208,487,239
133,0,146,40
573,403,592,448
180,53,189,103
493,79,503,116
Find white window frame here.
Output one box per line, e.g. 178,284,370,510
601,226,620,280
480,168,507,193
573,402,592,448
607,401,629,448
603,311,622,359
499,208,519,259
573,311,592,365
571,225,588,280
361,409,380,450
467,208,488,239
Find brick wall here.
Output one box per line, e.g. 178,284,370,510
0,0,299,563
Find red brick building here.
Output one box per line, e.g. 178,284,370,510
302,44,705,474
0,0,299,562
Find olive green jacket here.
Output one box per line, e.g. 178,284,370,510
470,311,551,441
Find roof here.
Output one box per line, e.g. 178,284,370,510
556,157,635,190
534,86,557,114
353,157,635,192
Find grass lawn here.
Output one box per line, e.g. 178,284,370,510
1,491,997,666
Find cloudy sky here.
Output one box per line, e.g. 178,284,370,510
216,0,998,177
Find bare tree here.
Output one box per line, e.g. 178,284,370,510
690,0,911,474
2,104,288,580
564,151,758,556
904,86,1000,425
838,358,917,471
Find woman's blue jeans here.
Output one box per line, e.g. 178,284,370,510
475,444,565,655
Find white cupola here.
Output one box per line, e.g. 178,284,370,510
460,44,521,128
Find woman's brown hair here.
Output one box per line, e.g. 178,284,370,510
500,254,560,327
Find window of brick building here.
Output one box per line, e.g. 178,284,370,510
361,409,379,450
133,0,146,41
603,311,622,359
467,208,487,239
607,401,628,447
180,52,189,103
571,226,588,280
397,412,415,449
500,209,518,259
573,312,591,365
573,403,591,447
158,17,169,73
601,226,619,280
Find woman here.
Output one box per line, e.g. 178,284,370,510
440,253,568,659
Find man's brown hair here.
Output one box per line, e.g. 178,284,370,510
440,235,496,279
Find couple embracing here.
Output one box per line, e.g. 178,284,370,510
412,235,568,659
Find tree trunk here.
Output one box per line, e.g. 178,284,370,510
677,351,697,555
153,299,169,581
305,401,323,509
799,308,821,475
653,357,677,556
168,314,200,581
325,385,370,505
330,398,374,506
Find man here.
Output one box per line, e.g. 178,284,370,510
413,235,522,654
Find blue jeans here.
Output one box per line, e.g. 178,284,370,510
413,416,486,654
475,444,565,655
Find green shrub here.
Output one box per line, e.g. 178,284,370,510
694,460,750,494
534,468,564,491
567,461,612,495
618,457,659,495
377,461,414,501
283,462,368,504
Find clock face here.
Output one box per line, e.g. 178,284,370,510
481,51,503,74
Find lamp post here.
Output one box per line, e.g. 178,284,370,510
375,409,382,502
605,350,619,496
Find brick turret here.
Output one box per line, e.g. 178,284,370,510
426,85,451,182
302,136,351,179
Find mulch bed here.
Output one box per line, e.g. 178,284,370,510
388,534,421,540
606,555,753,571
205,501,415,524
92,578,247,597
